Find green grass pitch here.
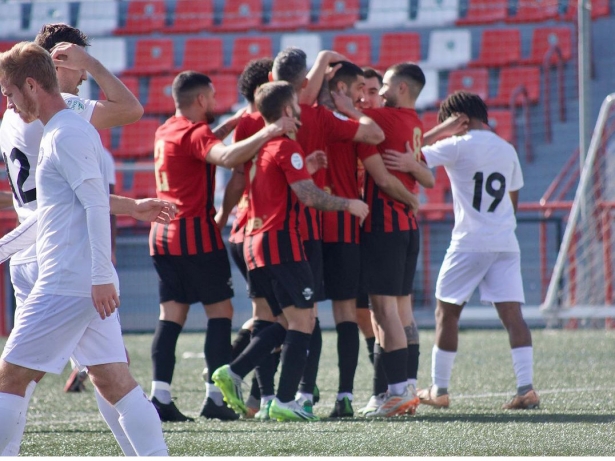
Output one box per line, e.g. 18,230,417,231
4,328,615,456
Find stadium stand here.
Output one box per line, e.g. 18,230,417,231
332,33,371,67
488,66,541,106
27,2,71,37
506,0,560,23
211,74,240,113
415,69,439,110
113,118,159,159
421,29,472,70
216,0,263,32
229,36,273,72
77,0,120,37
165,0,214,33
0,2,24,38
309,0,360,30
469,28,521,68
88,37,127,74
523,27,573,65
374,32,421,70
488,109,515,144
563,0,609,20
124,38,174,76
132,171,158,198
279,33,322,66
176,38,224,74
115,0,166,35
98,129,112,151
412,0,459,26
0,95,6,119
118,76,141,101
447,68,489,101
356,0,409,29
143,76,176,115
264,0,311,30
456,0,508,25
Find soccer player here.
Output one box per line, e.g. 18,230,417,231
148,71,296,422
318,61,419,417
0,41,168,456
384,91,539,410
358,62,435,418
212,81,369,422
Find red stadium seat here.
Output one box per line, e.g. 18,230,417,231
212,74,239,114
0,41,18,53
216,0,263,32
470,29,521,68
229,36,273,73
115,0,166,35
488,66,541,107
119,76,141,101
424,166,452,220
375,32,421,70
133,171,158,198
523,27,573,65
114,118,160,159
420,110,440,133
506,0,559,23
563,0,609,20
98,129,112,150
264,0,310,30
0,95,6,119
166,0,214,33
332,34,371,67
488,110,514,144
144,76,176,115
124,39,174,76
447,68,489,101
113,171,130,197
309,0,360,30
456,0,507,25
176,38,223,74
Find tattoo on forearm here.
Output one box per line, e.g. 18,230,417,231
213,121,235,141
293,180,348,212
404,323,420,345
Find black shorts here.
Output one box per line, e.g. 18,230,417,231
360,229,420,297
322,242,361,300
152,250,234,305
247,261,315,316
303,238,326,303
356,290,370,309
229,241,248,281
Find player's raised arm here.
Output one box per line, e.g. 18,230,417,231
301,50,348,106
331,89,385,145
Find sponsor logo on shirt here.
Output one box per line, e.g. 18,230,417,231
291,153,303,170
302,287,313,300
66,98,86,114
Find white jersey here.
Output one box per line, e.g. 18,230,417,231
0,94,97,265
422,129,524,253
33,109,118,298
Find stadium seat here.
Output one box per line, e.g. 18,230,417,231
456,0,507,25
212,74,239,114
264,0,310,30
420,110,440,133
98,129,112,150
88,37,127,74
523,27,573,65
332,34,371,67
78,0,120,36
488,66,541,107
0,3,24,38
176,38,223,74
143,76,176,115
124,39,174,76
356,0,409,29
563,0,609,20
412,0,459,26
118,76,141,101
421,29,471,70
447,68,489,101
216,0,263,32
309,0,360,30
469,28,521,68
506,0,559,23
113,171,129,196
415,69,439,110
115,0,166,35
114,118,160,159
133,171,157,198
488,109,514,144
165,0,214,33
229,36,273,73
1,95,7,119
424,166,452,220
375,32,421,70
279,33,322,67
27,2,71,37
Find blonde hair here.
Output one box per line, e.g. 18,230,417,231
0,42,58,93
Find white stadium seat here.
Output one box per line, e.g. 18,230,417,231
420,29,471,70
356,0,409,29
279,33,322,68
0,2,26,38
78,0,120,36
27,2,71,36
88,37,127,74
412,0,459,26
415,69,439,110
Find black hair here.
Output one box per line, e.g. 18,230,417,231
172,71,212,108
238,58,273,104
272,47,307,92
255,81,295,123
35,24,89,51
438,90,488,124
388,62,425,98
362,67,383,86
328,61,364,92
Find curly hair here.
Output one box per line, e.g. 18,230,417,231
438,90,488,124
238,58,273,104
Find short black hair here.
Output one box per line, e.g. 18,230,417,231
272,47,307,92
255,81,295,124
328,61,364,92
388,62,425,99
238,58,273,104
362,67,383,86
438,90,488,124
172,71,212,108
35,24,89,51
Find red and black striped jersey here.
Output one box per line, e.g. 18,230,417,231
361,107,423,233
149,116,224,256
296,104,360,241
228,112,265,245
243,136,311,270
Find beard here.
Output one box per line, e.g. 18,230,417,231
206,110,216,124
17,91,38,123
383,96,397,108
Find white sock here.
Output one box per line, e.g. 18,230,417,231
511,346,534,388
0,392,26,453
432,345,457,390
205,382,224,405
115,386,168,456
388,381,407,396
296,392,313,403
261,395,274,407
150,380,172,404
336,392,353,401
95,388,137,456
407,378,417,388
1,381,35,456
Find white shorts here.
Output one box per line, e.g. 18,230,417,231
1,293,127,374
435,251,525,306
10,261,39,309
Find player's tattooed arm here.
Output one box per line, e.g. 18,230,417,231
291,179,369,223
212,107,246,141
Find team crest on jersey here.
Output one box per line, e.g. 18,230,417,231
302,287,313,300
291,153,304,170
66,98,86,113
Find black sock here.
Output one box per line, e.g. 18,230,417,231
151,320,182,383
407,344,420,381
249,375,261,400
365,336,376,364
231,328,252,360
372,343,388,396
231,323,286,378
336,321,359,394
382,348,408,385
277,330,312,403
204,318,232,383
298,317,322,394
251,320,276,397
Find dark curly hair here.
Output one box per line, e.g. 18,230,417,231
438,90,488,124
238,58,273,104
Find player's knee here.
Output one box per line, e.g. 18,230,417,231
89,363,137,404
0,360,41,395
205,299,234,319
